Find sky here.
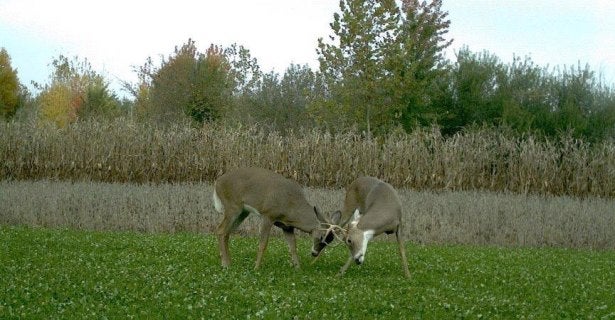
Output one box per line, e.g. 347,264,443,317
1,0,615,97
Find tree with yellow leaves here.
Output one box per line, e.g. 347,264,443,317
36,55,119,127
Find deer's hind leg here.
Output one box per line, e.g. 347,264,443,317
216,204,249,268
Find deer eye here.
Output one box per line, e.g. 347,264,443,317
346,239,352,245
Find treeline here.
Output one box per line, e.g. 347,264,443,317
1,0,614,142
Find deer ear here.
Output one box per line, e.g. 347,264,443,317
349,208,361,227
340,208,359,227
330,210,342,224
314,206,326,222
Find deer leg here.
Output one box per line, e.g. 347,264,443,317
255,217,274,270
215,206,246,268
337,254,354,277
217,233,231,268
216,214,235,268
396,229,411,278
282,227,300,269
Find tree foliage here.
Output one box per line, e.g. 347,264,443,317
245,64,324,132
132,39,251,125
0,48,22,120
316,0,401,134
393,0,453,130
7,6,613,142
225,43,262,96
447,47,615,140
36,55,120,126
315,0,452,134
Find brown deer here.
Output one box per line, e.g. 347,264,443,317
213,167,341,269
336,176,411,277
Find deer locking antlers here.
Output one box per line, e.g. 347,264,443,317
213,168,410,278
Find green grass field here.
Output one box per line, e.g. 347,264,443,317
1,226,613,319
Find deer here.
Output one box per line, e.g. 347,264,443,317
335,176,411,278
212,167,342,270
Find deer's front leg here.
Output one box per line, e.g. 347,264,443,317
397,229,411,278
337,254,354,277
282,227,300,269
255,217,274,270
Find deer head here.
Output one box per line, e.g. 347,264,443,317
342,209,374,265
311,209,343,257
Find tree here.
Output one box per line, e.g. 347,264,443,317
448,48,615,141
0,48,22,119
146,40,200,123
315,0,453,134
316,0,401,134
135,39,234,124
36,55,120,126
188,44,234,123
450,48,505,130
248,64,323,132
225,43,262,96
392,0,453,130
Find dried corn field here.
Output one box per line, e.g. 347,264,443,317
1,119,614,197
1,180,613,249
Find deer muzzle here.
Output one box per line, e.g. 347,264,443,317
354,254,364,265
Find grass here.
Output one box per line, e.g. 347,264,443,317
1,226,614,319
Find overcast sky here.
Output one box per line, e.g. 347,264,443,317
1,0,614,96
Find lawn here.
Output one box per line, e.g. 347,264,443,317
1,226,613,319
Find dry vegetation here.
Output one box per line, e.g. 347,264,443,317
2,119,614,198
2,180,613,249
2,119,613,249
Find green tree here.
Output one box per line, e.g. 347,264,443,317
315,0,452,134
146,40,200,123
499,55,548,133
316,0,401,134
392,0,453,130
0,48,22,119
225,43,262,96
450,48,505,130
448,48,615,141
248,64,323,132
137,39,234,124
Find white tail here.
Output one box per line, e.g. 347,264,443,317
213,167,341,269
336,176,410,278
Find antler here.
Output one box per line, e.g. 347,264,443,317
319,223,348,244
310,223,348,265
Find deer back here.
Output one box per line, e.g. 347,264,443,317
343,176,402,235
215,167,319,232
